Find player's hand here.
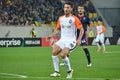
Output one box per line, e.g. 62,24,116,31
85,31,88,37
47,36,52,41
85,31,88,35
76,39,81,46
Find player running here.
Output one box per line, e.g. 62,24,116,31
77,5,92,67
48,1,84,79
95,17,106,52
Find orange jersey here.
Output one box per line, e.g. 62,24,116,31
57,14,83,40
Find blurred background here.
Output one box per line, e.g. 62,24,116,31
0,0,120,38
0,1,120,79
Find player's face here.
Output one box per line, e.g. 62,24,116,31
78,6,85,14
98,21,102,25
64,4,72,15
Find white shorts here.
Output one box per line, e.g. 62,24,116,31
95,34,104,43
55,39,76,52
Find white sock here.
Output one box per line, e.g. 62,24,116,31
102,43,105,49
96,43,101,49
52,56,59,73
63,56,72,72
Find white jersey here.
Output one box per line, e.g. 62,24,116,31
95,25,106,43
96,25,106,36
57,14,82,41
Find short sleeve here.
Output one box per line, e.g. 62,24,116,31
75,16,83,29
102,25,106,32
57,17,61,29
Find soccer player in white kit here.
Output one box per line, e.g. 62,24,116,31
48,1,84,79
95,18,106,52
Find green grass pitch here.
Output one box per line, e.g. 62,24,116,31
0,45,120,80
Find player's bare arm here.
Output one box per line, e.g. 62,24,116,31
48,28,60,40
77,27,84,45
86,22,92,35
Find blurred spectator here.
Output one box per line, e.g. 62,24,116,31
84,0,96,13
29,27,36,38
88,30,94,37
0,0,96,26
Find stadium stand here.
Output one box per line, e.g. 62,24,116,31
0,0,63,26
1,0,119,37
0,0,97,26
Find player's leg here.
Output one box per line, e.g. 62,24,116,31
81,36,92,67
100,35,106,52
59,54,72,66
82,46,92,67
95,35,101,52
60,47,71,71
60,41,76,78
60,41,76,66
60,47,73,79
51,39,64,77
50,44,61,77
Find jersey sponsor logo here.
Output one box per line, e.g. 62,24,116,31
83,17,86,20
62,25,71,28
65,26,71,28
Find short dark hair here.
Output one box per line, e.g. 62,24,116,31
98,16,103,22
64,1,74,8
78,5,85,8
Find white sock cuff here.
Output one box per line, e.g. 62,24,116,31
52,55,57,58
102,43,105,49
52,55,59,61
62,56,68,61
